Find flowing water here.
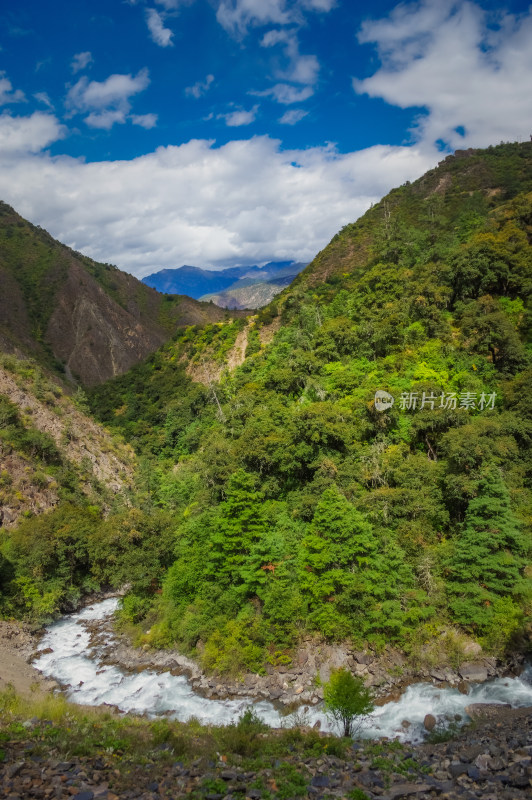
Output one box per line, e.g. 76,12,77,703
33,598,532,744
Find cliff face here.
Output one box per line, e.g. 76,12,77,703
0,203,230,385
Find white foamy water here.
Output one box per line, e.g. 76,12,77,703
33,598,532,743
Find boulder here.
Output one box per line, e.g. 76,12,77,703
424,713,437,731
458,661,488,683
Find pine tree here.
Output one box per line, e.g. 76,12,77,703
208,469,267,595
446,467,527,631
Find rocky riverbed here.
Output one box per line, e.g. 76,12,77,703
83,606,526,709
1,705,531,799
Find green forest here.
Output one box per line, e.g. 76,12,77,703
1,141,531,677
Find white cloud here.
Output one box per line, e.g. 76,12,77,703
254,83,313,104
146,8,174,47
66,69,151,129
85,110,127,130
130,113,158,129
215,0,336,35
0,112,64,154
216,0,291,36
279,108,308,124
257,27,319,105
155,0,194,7
67,70,150,111
0,125,437,276
0,73,26,105
299,0,336,10
34,92,54,109
71,51,93,73
218,104,259,126
185,74,215,98
354,0,532,150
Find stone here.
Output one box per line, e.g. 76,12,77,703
457,680,469,695
310,775,330,787
458,662,488,683
449,763,468,778
385,783,433,799
423,714,437,732
463,641,482,657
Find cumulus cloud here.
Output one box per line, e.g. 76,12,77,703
85,110,127,130
185,74,215,98
279,107,308,124
71,51,93,73
66,69,151,129
0,73,26,105
130,112,158,129
146,8,174,47
0,126,437,276
354,0,532,150
0,112,64,154
218,104,259,126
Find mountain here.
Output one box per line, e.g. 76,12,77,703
86,141,532,675
0,203,232,386
199,270,301,309
142,261,307,307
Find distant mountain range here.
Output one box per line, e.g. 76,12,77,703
141,262,308,309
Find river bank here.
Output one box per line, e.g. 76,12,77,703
78,598,527,710
1,591,528,715
1,693,531,799
22,598,532,746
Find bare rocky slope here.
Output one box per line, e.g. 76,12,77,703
0,358,135,529
0,202,232,386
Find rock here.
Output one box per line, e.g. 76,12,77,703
401,720,411,729
310,775,330,787
449,763,468,777
458,661,488,683
457,680,469,695
423,714,437,731
385,783,433,798
465,703,511,720
463,641,482,657
352,652,373,666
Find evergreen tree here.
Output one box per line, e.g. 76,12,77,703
446,467,527,631
207,469,267,595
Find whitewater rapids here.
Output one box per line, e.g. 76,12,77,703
33,598,532,743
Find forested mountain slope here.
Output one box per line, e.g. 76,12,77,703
0,203,231,385
87,141,532,675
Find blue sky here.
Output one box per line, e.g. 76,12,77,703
0,0,531,276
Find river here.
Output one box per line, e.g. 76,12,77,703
33,598,532,744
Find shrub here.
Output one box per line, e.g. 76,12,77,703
323,668,374,737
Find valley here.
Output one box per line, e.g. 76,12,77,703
0,140,531,799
